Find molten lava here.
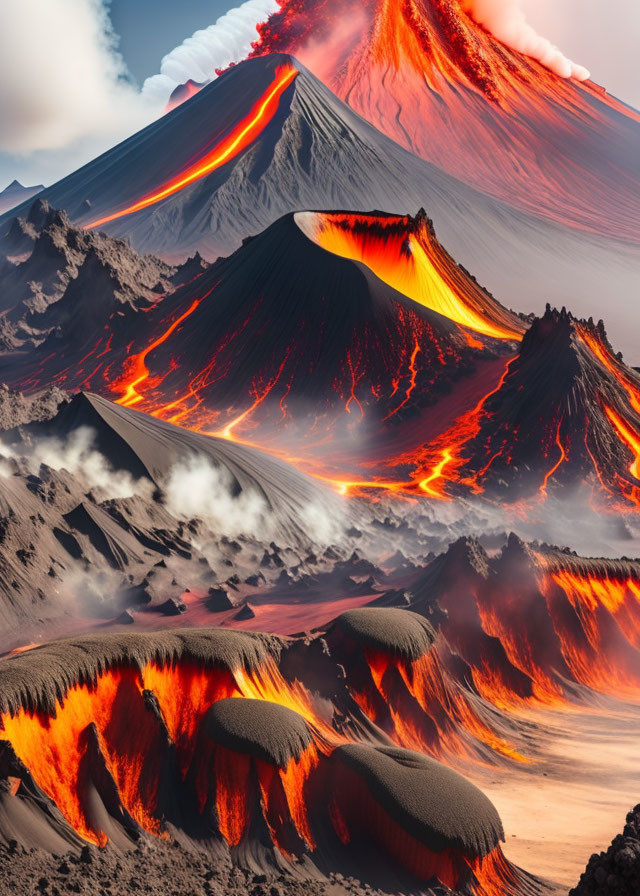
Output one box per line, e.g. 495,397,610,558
351,645,527,764
85,65,298,230
0,654,333,846
297,212,524,341
435,556,640,709
250,0,640,241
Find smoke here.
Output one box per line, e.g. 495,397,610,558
463,0,590,80
163,455,271,538
141,0,279,107
0,427,152,500
0,0,160,155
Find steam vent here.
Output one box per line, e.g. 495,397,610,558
0,0,639,894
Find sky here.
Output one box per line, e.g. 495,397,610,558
0,0,638,189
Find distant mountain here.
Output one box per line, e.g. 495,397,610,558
0,179,43,215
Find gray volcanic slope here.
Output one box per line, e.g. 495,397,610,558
331,744,503,857
0,53,636,359
37,392,343,526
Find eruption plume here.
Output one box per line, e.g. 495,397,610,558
461,0,590,80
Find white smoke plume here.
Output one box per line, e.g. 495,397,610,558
142,0,279,106
0,427,152,500
0,0,159,155
464,0,590,80
163,455,271,538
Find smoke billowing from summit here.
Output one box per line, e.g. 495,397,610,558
463,0,590,80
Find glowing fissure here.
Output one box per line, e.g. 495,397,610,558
437,561,640,709
353,645,528,764
85,65,298,230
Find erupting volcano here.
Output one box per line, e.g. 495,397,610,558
0,3,639,894
249,0,640,243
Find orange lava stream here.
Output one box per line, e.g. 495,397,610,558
397,355,517,500
85,65,298,230
538,419,567,498
355,646,527,764
298,212,524,340
253,0,640,242
112,298,204,407
605,406,640,482
578,327,640,416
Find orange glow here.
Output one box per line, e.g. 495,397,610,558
578,327,640,416
86,65,298,230
605,405,640,482
214,745,251,845
253,0,640,243
0,653,336,846
0,669,166,844
112,298,204,407
298,212,524,340
350,645,528,764
395,355,517,501
538,419,567,497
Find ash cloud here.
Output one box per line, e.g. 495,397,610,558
163,455,271,539
464,0,590,80
0,426,152,500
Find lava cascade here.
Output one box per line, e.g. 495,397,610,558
426,538,640,708
0,654,329,846
249,0,640,242
296,211,525,340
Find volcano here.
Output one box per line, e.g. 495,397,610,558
389,307,640,508
2,210,522,450
0,56,637,359
0,391,356,640
249,0,640,245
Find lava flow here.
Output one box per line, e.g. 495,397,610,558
249,0,640,241
85,64,298,230
436,551,640,709
0,649,333,846
297,212,525,341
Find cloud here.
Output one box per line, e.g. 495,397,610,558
163,455,270,538
141,0,279,106
0,0,158,155
463,0,590,80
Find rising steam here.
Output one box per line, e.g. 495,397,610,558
463,0,590,80
163,455,270,538
142,0,279,106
